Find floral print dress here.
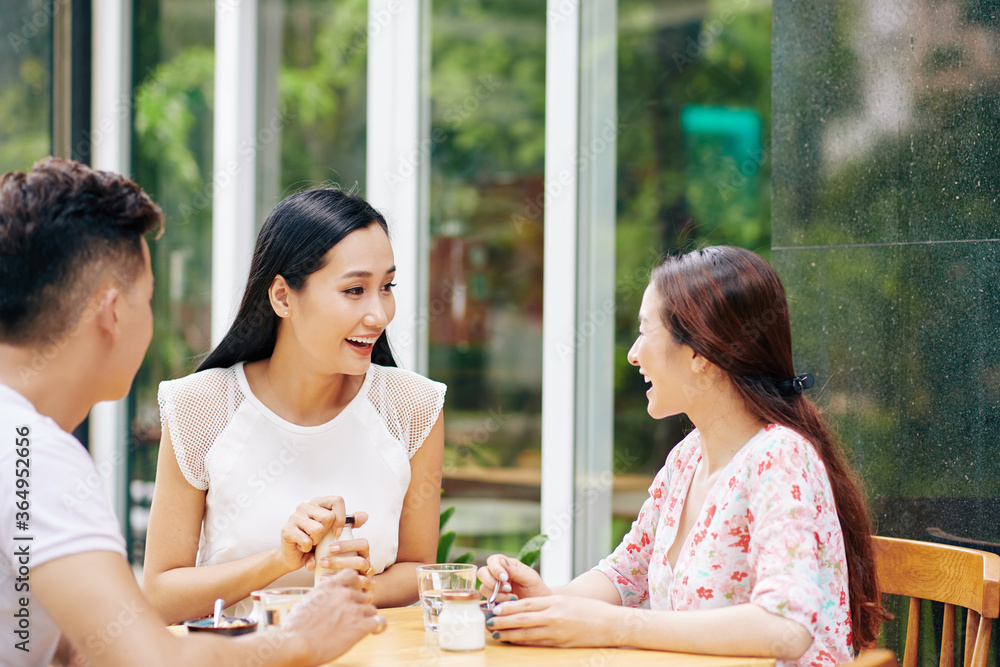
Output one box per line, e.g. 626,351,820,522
595,425,853,667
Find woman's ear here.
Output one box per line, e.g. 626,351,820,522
269,275,292,317
689,348,709,375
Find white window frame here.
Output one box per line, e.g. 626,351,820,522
541,0,618,583
90,0,134,533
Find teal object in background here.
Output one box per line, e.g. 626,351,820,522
680,105,762,158
680,105,765,248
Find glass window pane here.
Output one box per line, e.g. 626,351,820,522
430,0,546,560
262,0,368,210
612,0,772,548
0,0,53,172
128,0,215,564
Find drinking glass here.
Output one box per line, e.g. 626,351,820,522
415,564,477,631
257,587,310,629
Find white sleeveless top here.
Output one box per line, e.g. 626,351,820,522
157,362,446,615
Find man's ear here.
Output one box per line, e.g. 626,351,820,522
269,275,292,317
93,286,121,340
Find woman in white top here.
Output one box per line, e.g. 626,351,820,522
143,188,446,624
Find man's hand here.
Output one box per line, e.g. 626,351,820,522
280,569,383,663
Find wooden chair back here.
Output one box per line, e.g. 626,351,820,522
872,536,1000,667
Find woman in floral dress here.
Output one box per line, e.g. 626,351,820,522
479,246,887,666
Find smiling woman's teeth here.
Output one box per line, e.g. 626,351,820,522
346,336,375,348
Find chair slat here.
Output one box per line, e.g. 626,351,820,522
903,597,921,667
968,615,991,667
940,603,954,667
963,610,979,667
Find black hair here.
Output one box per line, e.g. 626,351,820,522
198,188,397,371
0,157,164,344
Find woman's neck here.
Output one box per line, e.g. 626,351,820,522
687,386,767,475
247,345,365,426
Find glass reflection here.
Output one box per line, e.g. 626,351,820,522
772,0,1000,659
429,0,546,559
0,0,52,173
128,0,216,564
614,0,772,547
261,0,368,207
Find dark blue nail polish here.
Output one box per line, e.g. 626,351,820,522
492,632,500,640
486,619,494,628
510,595,518,601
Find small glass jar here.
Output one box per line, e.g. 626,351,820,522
437,590,485,651
248,590,265,631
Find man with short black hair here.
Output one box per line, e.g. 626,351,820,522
0,157,382,667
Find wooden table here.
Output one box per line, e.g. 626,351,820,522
327,606,776,667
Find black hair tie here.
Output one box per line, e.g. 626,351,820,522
777,373,814,396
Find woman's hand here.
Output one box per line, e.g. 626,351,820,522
486,595,621,647
315,512,374,582
477,554,551,602
277,496,352,572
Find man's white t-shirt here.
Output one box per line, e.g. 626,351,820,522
0,383,126,667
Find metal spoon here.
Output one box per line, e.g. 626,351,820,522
487,578,502,611
212,598,224,628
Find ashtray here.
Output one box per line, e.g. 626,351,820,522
183,617,258,636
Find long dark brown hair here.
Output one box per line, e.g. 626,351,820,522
651,245,887,652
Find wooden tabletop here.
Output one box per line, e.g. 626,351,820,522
326,606,776,667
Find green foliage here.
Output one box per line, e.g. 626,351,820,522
0,55,50,174
437,505,475,564
436,529,456,564
515,534,548,570
439,505,456,531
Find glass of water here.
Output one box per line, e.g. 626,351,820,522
257,587,310,629
415,564,478,631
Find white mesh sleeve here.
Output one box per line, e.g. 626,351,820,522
368,365,447,458
157,366,243,490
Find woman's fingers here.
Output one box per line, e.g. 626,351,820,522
286,496,356,547
352,511,369,529
493,626,560,646
316,555,370,573
324,537,370,559
490,596,547,619
280,521,318,553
